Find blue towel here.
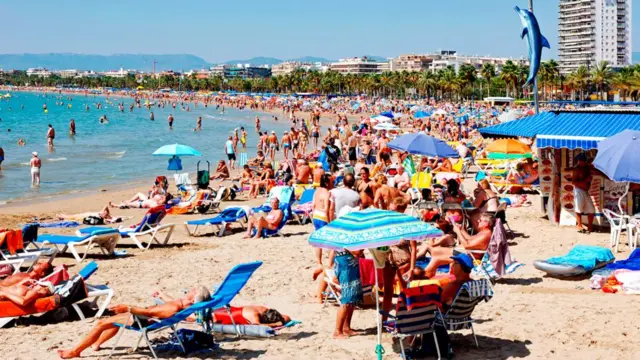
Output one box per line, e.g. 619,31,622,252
30,221,80,228
604,249,640,271
546,245,615,271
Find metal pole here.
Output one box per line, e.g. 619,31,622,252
529,0,540,114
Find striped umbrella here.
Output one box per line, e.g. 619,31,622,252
308,208,442,251
308,208,442,360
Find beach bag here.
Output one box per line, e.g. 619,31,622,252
153,328,218,354
83,216,104,226
57,275,89,307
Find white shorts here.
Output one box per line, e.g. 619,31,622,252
574,188,595,214
31,167,40,174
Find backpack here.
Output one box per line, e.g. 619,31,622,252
83,216,104,226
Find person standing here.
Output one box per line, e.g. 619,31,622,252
46,124,55,147
195,116,202,131
0,146,4,170
572,153,595,234
30,152,41,186
149,111,155,121
168,114,174,129
225,135,237,170
69,119,76,135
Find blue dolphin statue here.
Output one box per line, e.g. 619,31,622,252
515,6,550,88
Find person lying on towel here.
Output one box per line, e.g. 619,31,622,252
0,278,54,306
0,262,53,287
57,286,211,359
243,197,283,239
416,213,494,278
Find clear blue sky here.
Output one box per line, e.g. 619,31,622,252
0,0,637,61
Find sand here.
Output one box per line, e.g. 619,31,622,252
1,178,639,360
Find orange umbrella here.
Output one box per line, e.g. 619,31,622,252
485,139,531,154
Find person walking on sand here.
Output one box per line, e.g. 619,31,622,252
69,119,76,135
225,135,237,170
30,152,41,186
46,124,55,147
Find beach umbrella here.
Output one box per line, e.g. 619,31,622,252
308,208,443,360
498,110,522,122
594,130,640,213
152,143,202,157
414,110,430,119
373,123,399,131
433,109,447,116
485,139,531,155
371,115,393,123
380,111,394,118
388,132,460,158
410,105,422,112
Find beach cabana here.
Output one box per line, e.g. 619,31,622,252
479,109,640,227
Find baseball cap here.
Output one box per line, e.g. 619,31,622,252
271,130,276,134
450,253,474,273
32,151,38,156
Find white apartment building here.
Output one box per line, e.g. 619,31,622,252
558,0,632,74
271,61,328,76
429,54,529,73
390,54,439,72
329,57,390,74
26,68,52,77
55,69,79,78
100,68,136,78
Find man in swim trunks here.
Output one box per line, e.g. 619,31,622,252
195,116,202,131
69,119,76,135
30,152,41,186
296,159,311,184
281,131,292,159
267,131,278,161
57,286,211,359
249,150,266,167
225,136,236,170
373,174,409,210
168,114,174,129
0,277,53,307
347,131,358,166
46,124,55,147
255,116,261,133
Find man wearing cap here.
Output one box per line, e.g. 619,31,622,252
30,151,41,186
572,153,595,234
441,253,474,306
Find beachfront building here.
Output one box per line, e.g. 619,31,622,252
271,61,328,76
184,69,214,79
100,68,137,78
329,57,390,74
55,69,79,78
26,68,52,77
558,0,633,74
429,52,529,73
224,65,271,79
390,54,439,72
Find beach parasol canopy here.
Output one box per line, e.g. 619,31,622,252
414,110,431,119
380,111,394,118
388,132,460,158
152,143,202,157
371,115,393,123
433,109,447,116
308,208,442,360
373,123,399,131
593,130,640,183
485,139,531,155
498,110,522,122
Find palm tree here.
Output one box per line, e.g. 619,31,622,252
567,65,589,100
500,60,518,97
591,61,612,100
480,63,496,97
611,68,632,101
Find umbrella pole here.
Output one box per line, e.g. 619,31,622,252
374,264,384,360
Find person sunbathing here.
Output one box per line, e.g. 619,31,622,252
211,160,230,180
248,164,274,199
0,278,53,306
0,262,53,287
243,198,283,239
57,205,123,223
373,174,409,210
110,192,168,209
235,165,254,188
417,213,494,278
248,151,266,166
57,286,211,359
433,157,453,172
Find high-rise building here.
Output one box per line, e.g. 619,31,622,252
558,0,632,74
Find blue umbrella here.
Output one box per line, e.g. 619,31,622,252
455,114,470,124
308,208,442,360
380,111,394,118
414,110,430,119
152,143,202,157
388,133,460,158
594,130,640,214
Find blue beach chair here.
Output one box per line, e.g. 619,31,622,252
184,207,248,237
292,188,315,225
108,261,263,359
35,229,121,263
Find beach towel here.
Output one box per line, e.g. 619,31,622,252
29,221,79,229
211,320,301,338
22,224,39,243
0,230,23,255
546,245,615,271
604,249,640,271
488,218,514,276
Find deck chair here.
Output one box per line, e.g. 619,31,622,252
77,206,175,250
184,207,248,237
35,229,121,263
108,261,263,359
0,258,25,275
438,279,493,347
1,226,54,270
0,261,114,328
382,284,445,360
292,188,315,225
252,202,292,238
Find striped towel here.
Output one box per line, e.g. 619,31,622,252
238,152,248,167
473,253,524,280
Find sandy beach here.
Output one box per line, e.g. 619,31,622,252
0,177,638,360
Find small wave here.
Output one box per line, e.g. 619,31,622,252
48,157,67,162
19,162,30,166
106,151,126,159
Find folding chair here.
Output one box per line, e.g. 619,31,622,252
438,279,493,347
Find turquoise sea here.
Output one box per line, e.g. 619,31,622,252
0,92,289,203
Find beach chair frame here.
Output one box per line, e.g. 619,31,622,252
438,279,492,348
39,231,121,263
0,258,25,274
184,209,248,237
125,223,175,250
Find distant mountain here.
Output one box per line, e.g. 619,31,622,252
633,52,640,64
0,53,211,72
289,56,335,63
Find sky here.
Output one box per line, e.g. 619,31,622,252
0,0,637,61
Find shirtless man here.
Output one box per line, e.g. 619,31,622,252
57,287,211,359
168,114,174,129
249,150,266,167
281,131,292,159
0,277,53,307
236,165,254,188
267,131,279,161
46,124,55,147
111,192,166,209
312,164,325,186
255,116,261,133
356,167,376,209
30,152,41,186
373,174,409,210
0,262,53,287
69,119,76,135
296,159,312,184
347,131,359,166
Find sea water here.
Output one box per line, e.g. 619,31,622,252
0,91,289,203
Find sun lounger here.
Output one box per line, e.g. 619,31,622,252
0,261,113,328
35,229,121,263
438,279,493,348
2,225,56,270
77,206,175,250
184,207,248,237
292,188,315,225
108,261,263,359
252,202,292,238
0,258,25,275
382,284,445,359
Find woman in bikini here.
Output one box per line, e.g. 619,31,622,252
244,198,283,239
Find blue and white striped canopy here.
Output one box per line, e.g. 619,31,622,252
308,208,443,251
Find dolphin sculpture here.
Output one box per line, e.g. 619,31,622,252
515,5,550,88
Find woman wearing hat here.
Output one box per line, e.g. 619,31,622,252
30,151,41,186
